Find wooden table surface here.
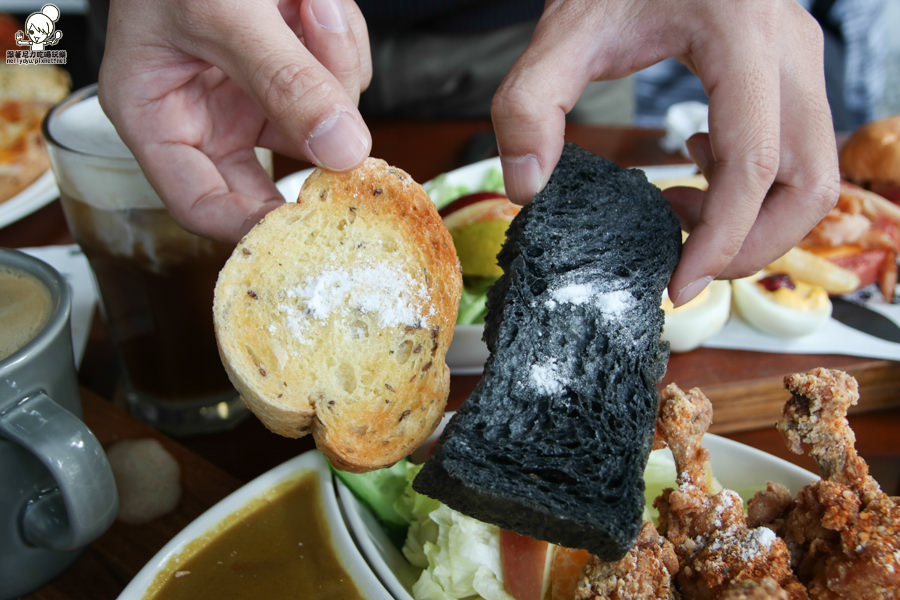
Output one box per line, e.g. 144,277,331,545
5,119,899,599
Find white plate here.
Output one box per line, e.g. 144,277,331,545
117,449,392,600
337,422,818,600
275,160,696,375
275,167,314,202
0,169,59,229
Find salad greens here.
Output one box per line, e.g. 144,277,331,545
425,166,505,211
335,448,700,600
332,460,411,546
425,166,506,326
338,460,514,600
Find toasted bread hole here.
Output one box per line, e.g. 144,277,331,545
395,339,413,364
381,238,398,253
350,319,368,338
336,362,357,393
337,218,348,231
353,424,369,436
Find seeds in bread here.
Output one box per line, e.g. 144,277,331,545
213,158,462,472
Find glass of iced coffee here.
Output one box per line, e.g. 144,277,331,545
42,84,248,436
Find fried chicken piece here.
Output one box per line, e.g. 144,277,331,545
779,369,877,500
718,578,790,600
574,521,679,600
772,368,900,599
747,481,794,530
655,383,808,600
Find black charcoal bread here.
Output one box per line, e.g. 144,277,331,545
413,143,681,561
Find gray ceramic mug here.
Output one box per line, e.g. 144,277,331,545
0,248,118,599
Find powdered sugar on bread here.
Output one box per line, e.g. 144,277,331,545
273,259,435,346
214,158,461,472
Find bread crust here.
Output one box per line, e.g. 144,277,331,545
839,115,900,185
214,158,461,472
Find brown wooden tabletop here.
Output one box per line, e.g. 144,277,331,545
5,120,899,599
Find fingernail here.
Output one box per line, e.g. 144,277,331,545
306,111,370,170
500,154,546,203
673,275,713,307
685,133,712,175
310,0,348,32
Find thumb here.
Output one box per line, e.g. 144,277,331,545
195,0,371,170
491,4,612,203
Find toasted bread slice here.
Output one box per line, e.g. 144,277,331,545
214,158,462,472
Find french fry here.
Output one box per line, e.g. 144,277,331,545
651,174,708,191
767,246,860,295
848,185,900,226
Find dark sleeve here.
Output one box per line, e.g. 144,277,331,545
356,0,543,33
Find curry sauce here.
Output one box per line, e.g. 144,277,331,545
144,473,365,600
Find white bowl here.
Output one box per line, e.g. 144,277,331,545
337,424,818,600
118,450,392,600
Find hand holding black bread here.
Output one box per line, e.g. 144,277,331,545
413,144,682,561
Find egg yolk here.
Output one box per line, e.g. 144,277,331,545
757,276,829,311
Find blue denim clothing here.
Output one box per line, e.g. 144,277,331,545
634,0,889,131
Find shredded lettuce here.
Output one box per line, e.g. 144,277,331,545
457,279,493,325
341,447,732,600
642,449,678,525
333,460,413,546
399,463,513,600
425,166,505,210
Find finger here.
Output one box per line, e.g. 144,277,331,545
298,0,372,103
137,140,283,243
187,0,371,170
668,17,783,305
491,4,610,204
715,8,838,279
492,0,669,204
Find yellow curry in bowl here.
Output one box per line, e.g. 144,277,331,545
118,450,391,600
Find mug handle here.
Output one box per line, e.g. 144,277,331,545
0,391,118,551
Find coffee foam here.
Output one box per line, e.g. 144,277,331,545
47,95,134,159
0,267,52,361
46,95,163,211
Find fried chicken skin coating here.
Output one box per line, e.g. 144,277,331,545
770,368,900,599
574,521,679,600
655,384,808,600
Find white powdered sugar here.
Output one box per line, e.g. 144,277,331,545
738,527,778,562
275,261,433,344
594,289,633,316
545,283,633,317
529,358,569,396
548,283,597,306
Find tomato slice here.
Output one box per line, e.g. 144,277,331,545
499,530,550,600
869,182,900,205
829,248,885,289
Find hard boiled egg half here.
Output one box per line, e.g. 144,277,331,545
661,280,732,352
731,271,832,338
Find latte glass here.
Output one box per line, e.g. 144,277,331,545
43,84,249,436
